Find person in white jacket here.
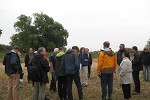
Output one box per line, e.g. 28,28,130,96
118,51,133,100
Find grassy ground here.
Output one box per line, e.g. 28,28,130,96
0,59,150,100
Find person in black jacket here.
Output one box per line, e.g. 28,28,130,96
25,48,34,83
117,44,130,65
132,46,141,95
85,48,92,79
3,46,23,100
32,47,50,100
141,47,150,81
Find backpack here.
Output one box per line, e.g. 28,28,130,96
28,56,41,82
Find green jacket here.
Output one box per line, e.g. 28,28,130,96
55,52,66,76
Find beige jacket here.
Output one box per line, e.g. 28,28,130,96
118,57,133,84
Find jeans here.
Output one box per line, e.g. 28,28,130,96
66,71,83,100
132,71,140,93
32,82,46,100
122,84,131,99
101,73,113,100
50,72,57,92
143,65,150,81
58,76,67,99
80,66,88,85
8,73,20,100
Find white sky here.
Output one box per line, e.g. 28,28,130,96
0,0,150,51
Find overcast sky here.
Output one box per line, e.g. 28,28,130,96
0,0,150,51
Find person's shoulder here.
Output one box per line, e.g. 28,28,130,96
84,53,88,56
99,51,105,56
117,50,120,53
11,52,17,56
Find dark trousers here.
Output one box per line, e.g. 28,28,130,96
101,73,113,99
122,84,131,99
50,73,57,92
58,76,67,99
88,65,91,78
66,71,83,100
27,68,31,82
132,71,140,93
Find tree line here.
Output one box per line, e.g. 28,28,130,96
10,12,69,52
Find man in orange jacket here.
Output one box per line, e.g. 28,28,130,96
97,41,117,100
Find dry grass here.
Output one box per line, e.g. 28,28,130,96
0,60,150,100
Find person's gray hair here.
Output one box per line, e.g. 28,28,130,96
54,48,59,52
38,47,45,53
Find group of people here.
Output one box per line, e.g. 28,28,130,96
97,42,150,100
2,41,150,100
3,46,92,100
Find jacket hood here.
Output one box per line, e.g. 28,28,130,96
104,48,114,56
6,50,16,55
66,49,73,54
56,52,65,57
35,53,43,59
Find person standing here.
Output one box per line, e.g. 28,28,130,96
32,47,50,100
79,47,89,86
55,47,67,100
117,44,129,66
132,46,141,95
141,47,150,81
63,46,83,100
25,48,34,83
118,52,133,100
49,48,59,92
97,41,117,100
85,48,92,79
3,46,23,100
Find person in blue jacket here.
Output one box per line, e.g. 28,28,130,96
79,47,89,86
62,46,83,100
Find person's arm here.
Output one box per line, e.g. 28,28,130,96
42,58,50,72
78,54,82,63
10,53,19,70
75,55,80,70
90,54,92,65
62,56,65,68
49,56,54,73
84,54,89,62
119,61,128,76
3,55,7,65
97,52,104,74
132,53,140,66
114,54,117,72
24,54,28,67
